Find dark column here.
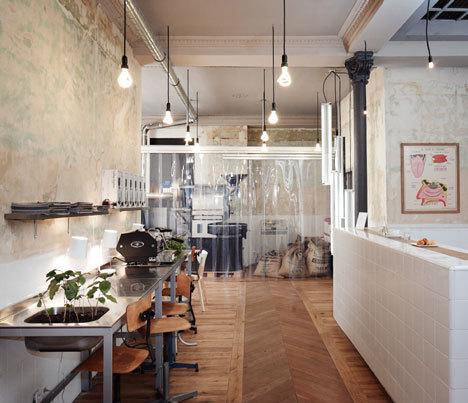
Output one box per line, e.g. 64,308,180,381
344,51,373,221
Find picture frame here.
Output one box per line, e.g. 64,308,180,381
400,143,460,214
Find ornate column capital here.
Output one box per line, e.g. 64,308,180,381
345,51,374,84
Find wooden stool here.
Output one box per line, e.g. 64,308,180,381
75,296,152,402
141,315,198,402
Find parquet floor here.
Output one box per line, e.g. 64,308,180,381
74,277,391,403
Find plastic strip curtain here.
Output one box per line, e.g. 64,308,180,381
146,151,330,278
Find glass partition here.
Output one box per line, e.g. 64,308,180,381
144,148,330,278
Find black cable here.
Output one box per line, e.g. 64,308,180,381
263,69,266,131
283,0,286,55
186,69,190,125
426,0,433,65
123,0,126,57
272,25,275,103
316,91,320,143
167,26,170,104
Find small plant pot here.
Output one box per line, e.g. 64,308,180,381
25,307,109,324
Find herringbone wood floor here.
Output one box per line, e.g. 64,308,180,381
74,277,391,403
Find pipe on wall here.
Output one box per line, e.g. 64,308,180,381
119,0,196,119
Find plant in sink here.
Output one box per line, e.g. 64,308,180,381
32,270,116,324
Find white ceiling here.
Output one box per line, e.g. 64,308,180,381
134,0,356,37
142,66,349,121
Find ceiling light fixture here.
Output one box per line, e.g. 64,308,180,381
185,69,192,145
163,26,174,124
426,0,434,69
261,69,269,144
194,91,200,151
277,0,291,87
269,25,279,124
118,0,132,88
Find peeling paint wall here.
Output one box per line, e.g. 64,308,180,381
365,66,468,225
0,0,141,401
0,0,142,263
366,68,387,227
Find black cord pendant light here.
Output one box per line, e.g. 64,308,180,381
261,69,269,146
118,0,132,88
185,69,192,145
269,25,279,124
277,0,291,87
426,0,434,69
194,91,200,150
163,26,174,124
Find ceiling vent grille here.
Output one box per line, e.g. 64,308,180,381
422,0,468,20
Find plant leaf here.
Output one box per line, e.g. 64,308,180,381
105,294,117,303
97,297,105,304
46,270,56,278
64,281,79,301
49,283,60,300
99,280,111,295
77,275,86,285
87,286,98,298
37,300,42,307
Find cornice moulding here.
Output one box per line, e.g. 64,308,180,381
339,0,384,52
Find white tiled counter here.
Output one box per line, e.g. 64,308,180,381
334,228,468,403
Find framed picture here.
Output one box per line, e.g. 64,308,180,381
401,143,460,214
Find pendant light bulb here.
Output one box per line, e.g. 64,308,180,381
261,129,269,142
262,142,268,151
277,63,291,87
118,63,132,88
185,125,192,143
194,139,200,151
268,103,278,125
428,56,434,69
163,103,173,125
118,1,132,88
315,141,321,151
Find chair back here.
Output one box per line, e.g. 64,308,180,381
176,272,192,299
197,250,208,278
126,295,152,332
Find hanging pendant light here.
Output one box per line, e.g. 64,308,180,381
277,0,291,87
163,26,174,124
118,0,132,88
261,69,269,144
194,91,200,151
184,69,192,146
426,0,434,69
269,25,279,124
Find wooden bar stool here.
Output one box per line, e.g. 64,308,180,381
75,296,152,403
191,250,208,311
140,315,198,402
162,271,197,331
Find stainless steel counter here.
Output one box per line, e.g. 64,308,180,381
0,253,188,403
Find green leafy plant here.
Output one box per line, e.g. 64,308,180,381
164,239,184,256
35,269,116,323
86,272,117,317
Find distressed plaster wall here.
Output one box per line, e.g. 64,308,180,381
0,0,141,401
383,67,468,224
363,66,468,226
366,68,387,227
0,0,142,263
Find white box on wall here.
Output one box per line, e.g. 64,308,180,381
102,170,119,205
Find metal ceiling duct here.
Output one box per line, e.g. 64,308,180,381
119,0,196,119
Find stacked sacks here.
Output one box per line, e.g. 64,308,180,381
253,250,283,278
278,242,309,278
305,238,331,277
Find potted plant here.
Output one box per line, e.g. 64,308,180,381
28,270,117,324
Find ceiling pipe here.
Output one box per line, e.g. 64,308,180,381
119,0,196,119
